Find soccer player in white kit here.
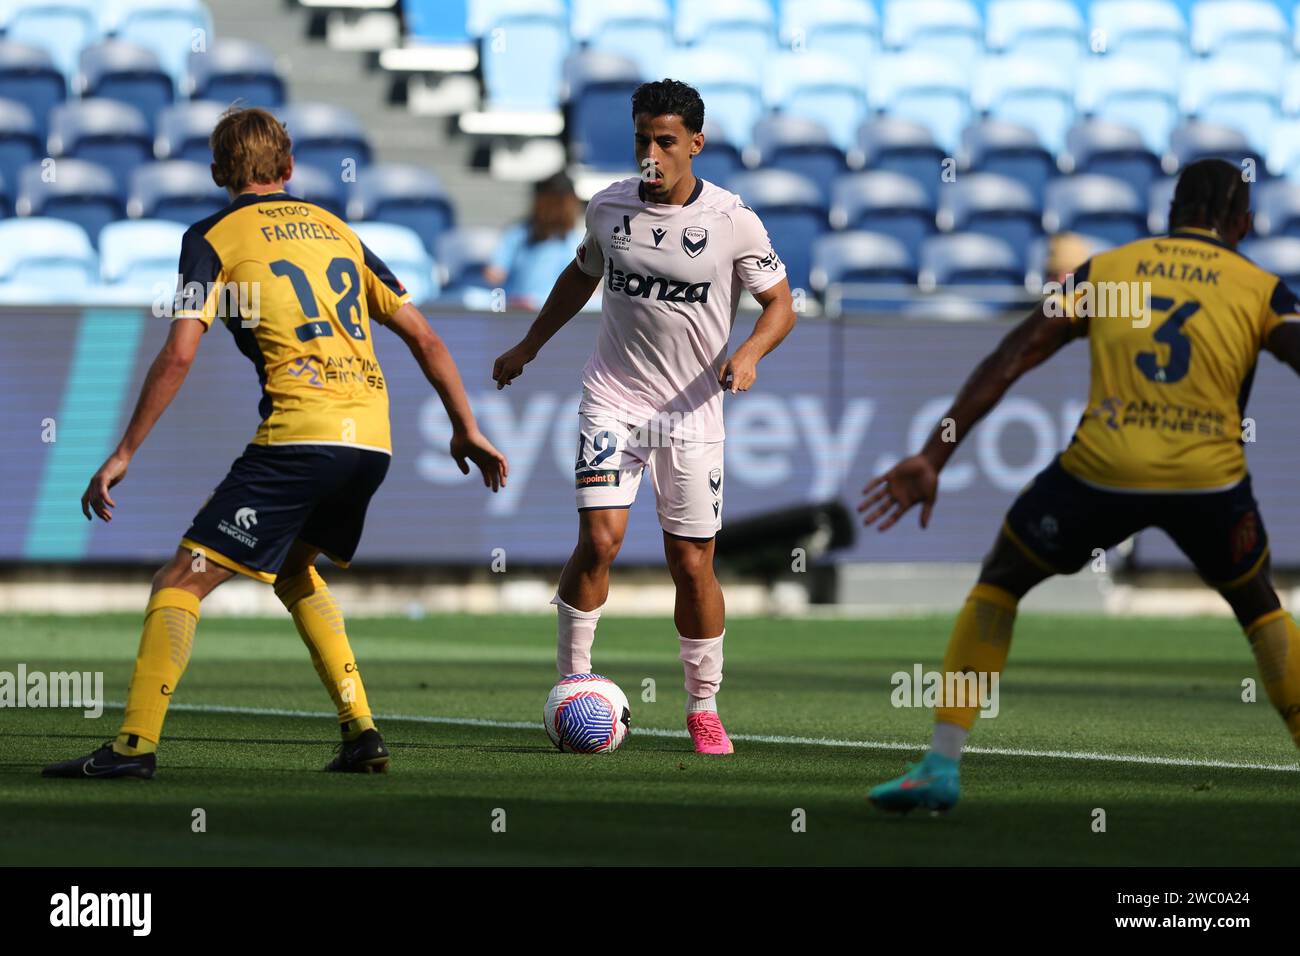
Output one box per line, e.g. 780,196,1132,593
493,81,796,753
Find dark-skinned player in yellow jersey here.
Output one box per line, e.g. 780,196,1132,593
861,160,1300,813
43,107,507,779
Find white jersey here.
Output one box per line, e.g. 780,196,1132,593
574,177,786,442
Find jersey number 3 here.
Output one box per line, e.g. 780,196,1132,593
1135,297,1199,384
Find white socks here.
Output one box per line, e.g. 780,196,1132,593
678,632,725,708
931,721,969,761
552,594,603,676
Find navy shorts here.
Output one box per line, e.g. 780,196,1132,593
181,444,390,582
1003,457,1268,588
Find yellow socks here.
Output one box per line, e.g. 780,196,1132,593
1245,609,1300,748
935,583,1018,731
116,587,199,755
274,567,373,737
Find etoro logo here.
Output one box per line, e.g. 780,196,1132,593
605,258,710,303
234,507,258,530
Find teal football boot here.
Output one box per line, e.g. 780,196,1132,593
868,752,960,814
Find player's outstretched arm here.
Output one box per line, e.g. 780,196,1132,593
718,279,796,393
492,261,601,389
81,318,204,522
859,301,1081,532
1266,321,1300,376
382,301,508,492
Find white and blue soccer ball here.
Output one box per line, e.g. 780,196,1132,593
544,674,631,753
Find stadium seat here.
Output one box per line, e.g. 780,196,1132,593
0,0,99,81
407,0,471,42
0,99,41,215
937,172,1043,262
103,0,213,91
18,157,123,250
0,41,67,141
778,0,878,70
762,51,867,152
882,0,983,74
1043,174,1146,246
856,116,948,204
0,216,97,291
582,0,671,78
1077,57,1180,156
918,232,1024,292
1182,59,1281,157
1267,119,1300,180
663,47,763,148
828,171,935,258
810,231,917,315
572,0,669,40
78,42,173,134
352,221,440,306
751,115,847,203
1241,236,1300,286
1063,119,1163,203
901,294,1003,320
1253,180,1300,238
1191,0,1289,75
480,0,569,111
868,52,971,155
348,163,456,255
47,99,152,192
564,51,641,171
1090,0,1188,77
726,169,827,292
693,120,744,186
278,103,373,180
126,160,226,225
1168,121,1267,177
974,56,1076,157
97,218,186,295
436,225,501,293
284,163,346,219
677,0,776,58
154,100,225,165
961,119,1056,203
1148,176,1177,234
986,0,1086,67
188,39,285,109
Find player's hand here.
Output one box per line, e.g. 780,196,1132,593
451,429,508,492
492,343,535,390
81,453,130,523
719,346,759,393
859,454,939,532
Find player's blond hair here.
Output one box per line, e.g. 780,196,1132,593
209,106,292,193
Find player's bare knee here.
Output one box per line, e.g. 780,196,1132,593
578,527,623,568
665,541,714,587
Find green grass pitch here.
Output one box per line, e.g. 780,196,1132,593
2,612,1297,866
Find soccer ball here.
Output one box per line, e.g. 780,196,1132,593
544,674,631,753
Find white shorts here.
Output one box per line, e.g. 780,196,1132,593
573,409,723,538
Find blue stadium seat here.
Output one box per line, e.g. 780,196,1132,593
0,0,99,81
1241,236,1300,285
937,171,1043,261
103,0,213,90
1182,59,1281,156
752,115,847,203
154,100,225,165
663,47,762,148
1168,121,1267,176
16,159,123,246
436,225,501,293
1078,57,1180,156
564,51,641,171
79,41,173,133
1267,119,1300,179
901,294,1003,320
284,163,346,219
1252,180,1300,238
580,0,671,78
1044,174,1146,246
480,0,569,110
1148,176,1177,234
883,0,983,74
1064,119,1162,203
778,0,878,69
0,41,66,141
407,0,471,42
1192,0,1289,75
762,52,866,152
98,217,185,291
0,99,40,215
726,169,827,292
352,221,440,306
189,39,285,109
0,216,97,291
1091,0,1187,77
278,103,372,180
829,171,935,258
962,119,1056,203
127,160,226,225
348,163,455,255
47,99,152,191
919,232,1024,290
986,0,1086,67
974,56,1075,157
677,0,776,58
810,231,917,314
856,115,948,203
693,119,744,186
869,52,970,154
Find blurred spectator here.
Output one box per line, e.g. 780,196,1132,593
484,172,584,309
1046,232,1094,286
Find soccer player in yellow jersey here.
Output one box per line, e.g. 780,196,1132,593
43,107,507,779
860,160,1300,813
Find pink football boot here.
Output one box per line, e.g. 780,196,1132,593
687,711,735,755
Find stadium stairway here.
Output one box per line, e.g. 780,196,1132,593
208,0,527,226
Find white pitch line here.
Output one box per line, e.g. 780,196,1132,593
106,700,1300,774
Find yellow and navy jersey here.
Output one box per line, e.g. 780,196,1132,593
1059,226,1300,491
173,190,410,454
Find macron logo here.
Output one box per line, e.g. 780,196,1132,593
234,507,257,530
50,886,151,936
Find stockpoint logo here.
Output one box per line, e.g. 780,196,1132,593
890,665,1000,718
606,258,710,303
576,469,619,489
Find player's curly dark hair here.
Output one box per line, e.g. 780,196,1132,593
1168,159,1251,234
630,79,705,133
